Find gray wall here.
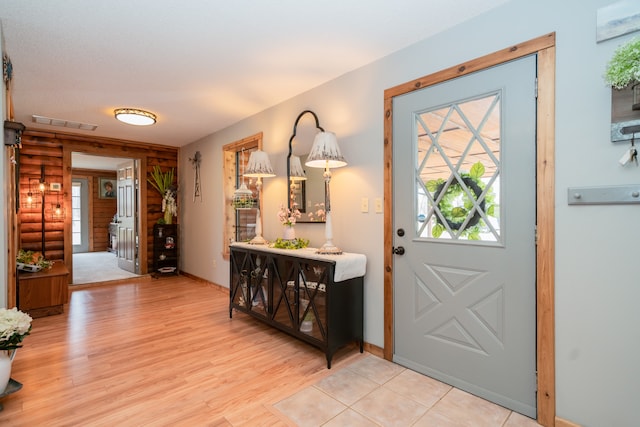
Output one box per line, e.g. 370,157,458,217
178,1,637,425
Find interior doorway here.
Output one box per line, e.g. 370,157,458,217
71,152,141,284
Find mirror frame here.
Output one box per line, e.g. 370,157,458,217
287,110,325,223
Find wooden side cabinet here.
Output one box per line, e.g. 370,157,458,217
18,262,69,318
153,224,178,275
229,243,365,368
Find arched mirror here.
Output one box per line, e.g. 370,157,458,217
287,110,326,223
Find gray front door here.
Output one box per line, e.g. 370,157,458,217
393,55,537,417
117,160,138,273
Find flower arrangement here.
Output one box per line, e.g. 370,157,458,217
306,202,326,222
16,249,53,271
148,166,177,224
604,37,640,89
0,308,32,351
278,204,301,226
162,190,177,218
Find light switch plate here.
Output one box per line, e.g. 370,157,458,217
361,197,369,213
375,198,383,213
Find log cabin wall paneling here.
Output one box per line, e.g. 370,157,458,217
18,136,65,260
72,169,117,252
18,130,178,280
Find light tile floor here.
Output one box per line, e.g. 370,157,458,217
274,355,542,427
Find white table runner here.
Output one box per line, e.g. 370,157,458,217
231,243,366,282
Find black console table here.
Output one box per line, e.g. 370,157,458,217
229,243,366,368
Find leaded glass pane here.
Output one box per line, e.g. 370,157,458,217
416,93,501,242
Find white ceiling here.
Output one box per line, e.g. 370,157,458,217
1,0,509,148
71,153,125,171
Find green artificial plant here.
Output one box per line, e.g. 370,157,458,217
604,37,640,89
147,165,175,195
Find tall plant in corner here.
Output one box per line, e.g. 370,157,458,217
148,165,177,224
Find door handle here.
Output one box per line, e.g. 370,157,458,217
393,246,405,255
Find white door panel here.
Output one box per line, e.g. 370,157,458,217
117,160,138,273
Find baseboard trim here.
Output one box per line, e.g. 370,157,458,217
69,274,152,290
179,271,227,293
555,416,582,427
364,342,384,358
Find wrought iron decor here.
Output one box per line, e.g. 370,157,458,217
287,110,326,222
189,151,202,202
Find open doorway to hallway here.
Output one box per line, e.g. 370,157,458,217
71,153,140,284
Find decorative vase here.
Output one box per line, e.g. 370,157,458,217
163,209,172,225
300,319,313,332
283,225,295,240
0,350,16,393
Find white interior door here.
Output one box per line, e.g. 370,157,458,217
393,55,537,417
117,160,138,273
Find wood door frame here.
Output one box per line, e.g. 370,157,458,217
383,33,556,426
63,146,148,283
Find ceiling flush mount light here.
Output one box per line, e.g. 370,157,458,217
114,108,157,126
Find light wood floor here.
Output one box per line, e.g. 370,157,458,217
1,275,365,426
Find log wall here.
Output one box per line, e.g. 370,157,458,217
19,137,65,260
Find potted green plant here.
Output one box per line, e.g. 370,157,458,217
604,37,640,109
0,307,32,392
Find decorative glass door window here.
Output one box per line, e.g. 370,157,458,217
416,92,502,242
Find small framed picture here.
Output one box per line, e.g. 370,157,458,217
98,177,116,199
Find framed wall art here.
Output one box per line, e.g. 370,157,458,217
597,0,640,42
98,177,116,199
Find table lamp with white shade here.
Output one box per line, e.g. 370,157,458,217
305,131,347,254
244,149,275,245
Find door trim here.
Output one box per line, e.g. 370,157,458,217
383,33,555,426
64,146,148,284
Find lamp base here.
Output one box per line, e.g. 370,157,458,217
249,235,268,245
316,243,343,255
